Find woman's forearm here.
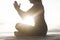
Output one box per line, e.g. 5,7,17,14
16,8,26,18
13,1,26,18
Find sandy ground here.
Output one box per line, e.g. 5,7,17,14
0,32,60,40
0,34,60,40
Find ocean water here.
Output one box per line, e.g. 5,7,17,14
47,32,60,35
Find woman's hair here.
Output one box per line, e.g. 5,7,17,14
36,0,41,2
29,0,42,3
33,0,41,2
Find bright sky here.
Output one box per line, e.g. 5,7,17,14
0,0,60,33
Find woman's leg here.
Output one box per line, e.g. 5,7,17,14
15,23,24,32
14,23,26,37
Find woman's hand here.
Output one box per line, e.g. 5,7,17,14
13,1,26,18
13,1,21,10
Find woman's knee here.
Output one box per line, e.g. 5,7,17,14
15,23,21,30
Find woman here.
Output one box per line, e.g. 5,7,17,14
13,0,47,36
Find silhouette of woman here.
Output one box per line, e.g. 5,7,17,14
13,0,47,36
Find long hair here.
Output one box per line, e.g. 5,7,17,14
33,0,41,2
29,0,42,3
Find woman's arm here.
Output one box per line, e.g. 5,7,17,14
13,1,26,18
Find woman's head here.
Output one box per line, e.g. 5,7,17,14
29,0,41,3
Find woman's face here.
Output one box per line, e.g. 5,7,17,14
29,0,34,3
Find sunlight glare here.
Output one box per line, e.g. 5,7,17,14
21,15,35,26
16,0,34,26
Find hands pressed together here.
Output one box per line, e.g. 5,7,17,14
13,1,20,10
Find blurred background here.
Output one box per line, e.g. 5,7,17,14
0,0,60,36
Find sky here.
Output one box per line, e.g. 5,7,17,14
0,0,60,33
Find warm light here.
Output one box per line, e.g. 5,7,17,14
21,15,35,27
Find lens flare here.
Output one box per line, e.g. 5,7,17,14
21,15,35,27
